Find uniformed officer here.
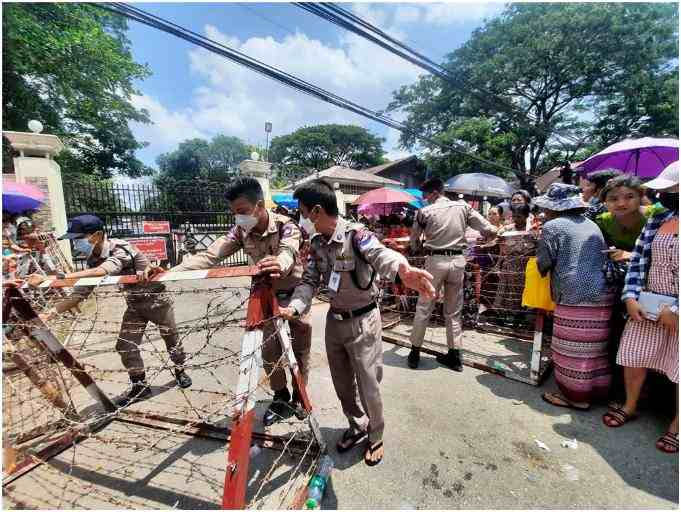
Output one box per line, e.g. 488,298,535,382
30,214,191,407
407,178,498,371
147,177,312,427
278,180,435,467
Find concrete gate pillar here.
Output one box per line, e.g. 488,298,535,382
3,130,71,259
238,152,272,207
332,182,346,216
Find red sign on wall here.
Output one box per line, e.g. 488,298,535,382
128,237,168,261
142,221,171,234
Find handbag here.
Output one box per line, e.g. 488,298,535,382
638,291,678,321
522,257,555,312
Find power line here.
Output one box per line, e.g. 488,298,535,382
293,2,585,147
99,2,522,177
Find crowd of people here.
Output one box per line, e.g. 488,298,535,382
12,161,679,469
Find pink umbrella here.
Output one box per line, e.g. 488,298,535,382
577,137,679,178
355,187,419,218
354,187,418,206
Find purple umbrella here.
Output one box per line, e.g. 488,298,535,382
577,137,679,178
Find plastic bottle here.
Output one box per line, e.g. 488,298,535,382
304,455,334,509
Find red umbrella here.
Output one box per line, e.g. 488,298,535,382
353,187,416,206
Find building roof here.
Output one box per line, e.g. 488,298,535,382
363,156,417,175
291,165,402,188
536,161,584,192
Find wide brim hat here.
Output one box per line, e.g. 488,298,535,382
533,183,588,212
644,161,679,190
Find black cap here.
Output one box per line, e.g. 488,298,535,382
58,215,104,240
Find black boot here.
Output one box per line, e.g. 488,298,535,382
407,347,420,369
290,389,307,420
116,375,152,408
175,368,192,389
436,349,463,372
263,388,291,427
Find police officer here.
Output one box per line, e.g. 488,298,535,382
279,180,435,467
30,215,191,407
149,177,312,427
407,178,497,371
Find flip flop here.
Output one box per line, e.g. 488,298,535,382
602,406,637,428
542,392,590,411
336,429,367,454
364,440,383,467
656,431,678,454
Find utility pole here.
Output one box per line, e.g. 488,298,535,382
264,122,272,162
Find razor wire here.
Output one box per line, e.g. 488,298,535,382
3,279,321,510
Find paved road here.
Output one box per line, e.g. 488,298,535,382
6,278,677,509
302,302,679,510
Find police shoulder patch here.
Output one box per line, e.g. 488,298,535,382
354,229,379,251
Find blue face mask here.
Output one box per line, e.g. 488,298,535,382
73,237,95,258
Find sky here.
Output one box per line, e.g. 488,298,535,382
125,2,505,172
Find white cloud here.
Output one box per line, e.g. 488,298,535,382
130,94,208,152
393,5,422,25
421,3,504,26
132,24,424,165
130,3,502,167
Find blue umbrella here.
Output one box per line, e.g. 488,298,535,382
272,193,298,209
2,182,47,213
387,186,424,208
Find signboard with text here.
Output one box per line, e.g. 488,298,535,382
128,237,168,262
142,221,171,234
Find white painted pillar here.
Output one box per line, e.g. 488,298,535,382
3,130,70,260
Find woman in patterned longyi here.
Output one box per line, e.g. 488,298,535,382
534,183,614,410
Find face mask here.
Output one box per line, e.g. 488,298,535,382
299,216,316,236
235,214,258,234
73,238,95,258
658,192,679,213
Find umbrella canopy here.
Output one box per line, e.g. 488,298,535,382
354,187,418,206
2,182,47,213
444,173,513,198
577,137,679,178
272,193,298,210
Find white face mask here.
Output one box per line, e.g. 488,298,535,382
299,216,316,236
235,214,258,234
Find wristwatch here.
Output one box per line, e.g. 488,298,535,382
55,271,67,280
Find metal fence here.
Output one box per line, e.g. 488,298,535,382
64,179,248,268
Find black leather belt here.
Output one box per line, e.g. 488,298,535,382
426,249,463,256
329,302,376,321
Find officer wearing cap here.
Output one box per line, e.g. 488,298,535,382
279,179,435,467
145,177,312,427
29,214,191,407
407,178,498,371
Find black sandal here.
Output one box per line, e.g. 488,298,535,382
336,429,367,453
364,441,383,467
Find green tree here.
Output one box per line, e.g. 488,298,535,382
155,134,250,185
269,124,385,181
2,3,151,179
388,3,678,185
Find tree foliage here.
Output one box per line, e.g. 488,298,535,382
154,135,251,186
2,3,151,179
269,124,385,181
388,3,678,184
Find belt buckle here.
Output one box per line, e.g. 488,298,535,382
332,312,344,321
